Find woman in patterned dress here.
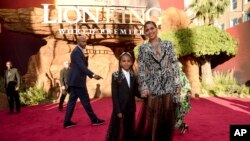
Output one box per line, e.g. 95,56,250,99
136,21,181,141
175,63,191,134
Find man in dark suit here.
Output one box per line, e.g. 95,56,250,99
58,61,70,111
64,36,105,128
4,61,21,114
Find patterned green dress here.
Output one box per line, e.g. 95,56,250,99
175,68,191,129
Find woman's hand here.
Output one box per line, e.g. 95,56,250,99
176,87,181,94
117,113,123,118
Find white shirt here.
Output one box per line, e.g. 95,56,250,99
77,46,84,52
78,46,89,58
122,69,130,88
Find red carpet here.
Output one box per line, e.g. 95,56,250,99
0,97,249,141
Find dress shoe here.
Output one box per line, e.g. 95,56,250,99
64,122,76,128
59,107,63,111
92,119,105,126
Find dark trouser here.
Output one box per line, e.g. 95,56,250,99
106,111,135,141
59,89,68,109
64,86,98,124
6,83,21,113
122,111,135,141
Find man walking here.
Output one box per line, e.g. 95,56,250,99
64,36,104,128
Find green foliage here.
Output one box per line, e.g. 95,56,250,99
133,44,140,60
19,84,47,105
192,26,238,57
133,40,149,59
189,0,230,25
160,28,194,57
159,25,238,57
201,71,250,97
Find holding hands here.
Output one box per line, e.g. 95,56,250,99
176,87,181,94
117,113,123,119
141,89,149,98
15,87,19,91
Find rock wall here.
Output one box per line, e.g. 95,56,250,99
23,38,118,98
0,6,191,98
86,45,118,98
0,7,143,41
0,7,136,98
23,39,72,93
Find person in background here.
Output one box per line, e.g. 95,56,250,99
58,61,70,111
4,61,21,114
64,36,105,128
175,62,191,134
106,52,141,141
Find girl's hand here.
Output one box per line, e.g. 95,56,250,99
61,86,65,90
117,113,123,118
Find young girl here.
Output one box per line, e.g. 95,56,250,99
106,52,140,141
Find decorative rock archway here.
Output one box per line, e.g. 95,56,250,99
0,5,192,98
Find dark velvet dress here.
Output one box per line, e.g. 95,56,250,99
106,70,140,141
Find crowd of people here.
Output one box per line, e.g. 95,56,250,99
3,21,191,141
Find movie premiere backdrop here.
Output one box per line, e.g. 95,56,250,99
0,0,188,98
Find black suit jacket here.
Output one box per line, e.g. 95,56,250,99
111,71,140,115
67,46,94,88
4,68,21,89
60,67,70,89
